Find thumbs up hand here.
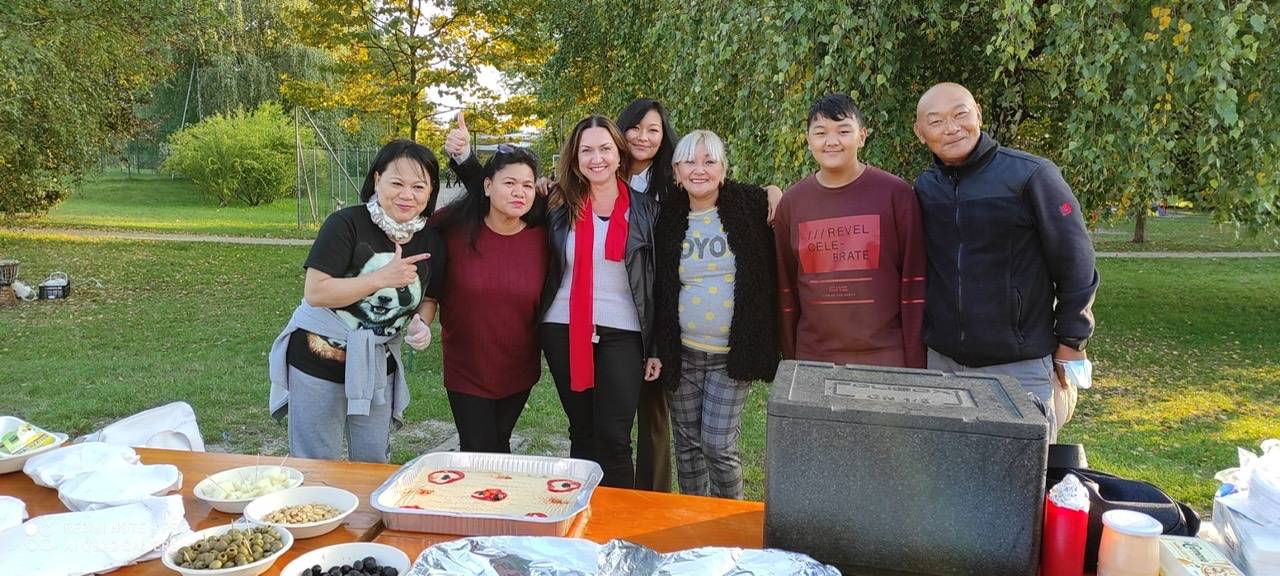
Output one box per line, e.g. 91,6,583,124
405,313,432,351
445,111,470,161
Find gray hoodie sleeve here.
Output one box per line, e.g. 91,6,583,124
1025,162,1099,342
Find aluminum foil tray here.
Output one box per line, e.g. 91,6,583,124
407,536,841,575
371,452,602,536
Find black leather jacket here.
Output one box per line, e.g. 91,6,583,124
540,188,659,356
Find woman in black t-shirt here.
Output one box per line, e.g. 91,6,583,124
268,139,447,463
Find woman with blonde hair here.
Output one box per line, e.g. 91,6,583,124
652,130,778,498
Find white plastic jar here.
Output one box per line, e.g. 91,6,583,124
1097,509,1163,576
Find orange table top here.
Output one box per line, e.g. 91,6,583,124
1,448,764,574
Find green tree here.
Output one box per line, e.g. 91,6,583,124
0,0,192,214
1033,2,1277,240
528,0,1279,236
284,0,545,144
129,0,337,168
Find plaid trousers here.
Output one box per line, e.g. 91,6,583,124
666,346,752,499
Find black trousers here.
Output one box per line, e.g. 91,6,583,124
446,389,532,453
540,322,644,488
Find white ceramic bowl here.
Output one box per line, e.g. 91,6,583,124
243,486,358,539
0,416,68,475
161,522,294,576
278,542,410,576
195,465,304,513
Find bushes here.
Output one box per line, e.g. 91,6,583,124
0,168,68,216
163,102,300,207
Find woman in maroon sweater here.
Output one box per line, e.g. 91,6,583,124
432,143,548,453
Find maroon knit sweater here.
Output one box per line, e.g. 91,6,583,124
773,166,926,368
438,223,548,399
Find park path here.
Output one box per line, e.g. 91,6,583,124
5,227,314,246
6,226,1278,258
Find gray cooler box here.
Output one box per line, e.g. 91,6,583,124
764,360,1049,576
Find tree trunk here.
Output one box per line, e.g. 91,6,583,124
1132,210,1147,243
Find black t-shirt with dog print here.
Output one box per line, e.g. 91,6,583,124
286,205,447,383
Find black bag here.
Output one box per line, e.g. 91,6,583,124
1047,446,1201,569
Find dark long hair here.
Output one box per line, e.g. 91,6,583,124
359,139,442,218
553,115,630,220
617,98,677,201
435,146,545,252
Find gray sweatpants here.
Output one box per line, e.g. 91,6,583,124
926,348,1059,443
286,366,394,463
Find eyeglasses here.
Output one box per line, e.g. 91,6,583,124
497,143,516,154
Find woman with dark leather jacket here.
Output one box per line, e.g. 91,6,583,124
539,115,660,488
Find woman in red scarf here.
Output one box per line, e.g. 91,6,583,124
540,116,661,488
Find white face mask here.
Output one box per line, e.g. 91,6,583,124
1057,359,1093,389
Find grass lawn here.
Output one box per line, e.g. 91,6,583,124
2,229,1276,511
8,171,318,239
8,171,1279,254
1092,210,1278,252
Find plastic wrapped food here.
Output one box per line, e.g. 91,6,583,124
1,422,55,456
23,442,141,488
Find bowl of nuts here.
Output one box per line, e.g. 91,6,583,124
161,523,293,576
243,486,359,539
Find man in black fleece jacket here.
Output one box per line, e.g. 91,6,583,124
912,83,1099,440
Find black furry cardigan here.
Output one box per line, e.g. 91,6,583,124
653,180,780,388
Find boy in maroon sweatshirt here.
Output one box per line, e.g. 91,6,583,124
773,94,926,368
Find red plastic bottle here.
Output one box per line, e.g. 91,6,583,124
1041,495,1089,576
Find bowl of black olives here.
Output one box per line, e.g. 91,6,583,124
278,542,409,576
161,523,293,575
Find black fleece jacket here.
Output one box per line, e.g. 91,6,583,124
914,133,1099,367
653,181,779,387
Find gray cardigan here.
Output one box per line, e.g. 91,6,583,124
268,301,410,430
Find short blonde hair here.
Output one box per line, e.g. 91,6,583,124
671,130,728,174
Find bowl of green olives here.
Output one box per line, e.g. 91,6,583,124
278,543,409,576
161,523,294,576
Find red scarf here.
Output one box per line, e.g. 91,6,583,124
569,178,631,392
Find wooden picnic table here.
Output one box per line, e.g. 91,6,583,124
2,448,764,575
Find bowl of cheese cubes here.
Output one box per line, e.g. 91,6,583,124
195,465,304,513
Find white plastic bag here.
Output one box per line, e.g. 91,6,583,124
1215,439,1280,575
77,401,206,451
0,496,25,531
23,442,141,488
1216,440,1280,526
56,464,182,512
0,495,190,576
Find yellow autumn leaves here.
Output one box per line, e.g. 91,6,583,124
1144,6,1193,48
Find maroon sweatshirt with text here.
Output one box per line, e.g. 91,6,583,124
773,166,926,368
